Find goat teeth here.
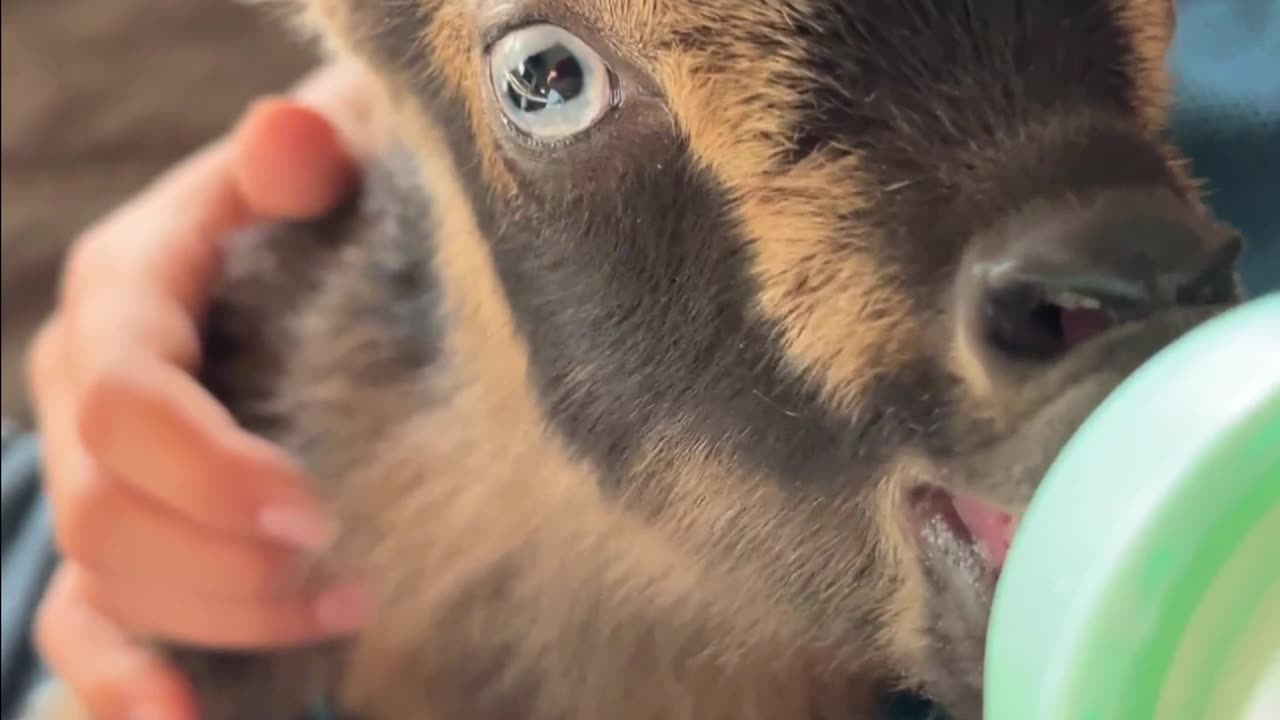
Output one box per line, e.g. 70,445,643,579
1049,291,1102,310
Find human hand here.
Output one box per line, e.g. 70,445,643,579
26,59,386,720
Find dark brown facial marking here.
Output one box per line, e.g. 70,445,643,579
16,2,1244,720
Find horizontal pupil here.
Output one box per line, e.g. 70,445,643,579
505,43,585,113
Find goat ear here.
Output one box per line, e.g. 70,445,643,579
1161,0,1178,51
1152,0,1178,55
1120,0,1179,59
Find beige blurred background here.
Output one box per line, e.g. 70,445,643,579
1,0,316,422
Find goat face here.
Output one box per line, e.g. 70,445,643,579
267,0,1244,715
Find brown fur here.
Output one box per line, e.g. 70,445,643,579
25,1,1246,718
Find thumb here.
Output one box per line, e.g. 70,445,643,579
232,60,385,221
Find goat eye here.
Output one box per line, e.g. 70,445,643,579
488,24,614,141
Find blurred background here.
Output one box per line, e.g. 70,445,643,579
1,0,1276,424
1,0,313,421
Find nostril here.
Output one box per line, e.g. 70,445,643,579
982,280,1125,362
965,189,1245,365
983,283,1061,361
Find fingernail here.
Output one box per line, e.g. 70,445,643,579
314,583,370,633
258,506,336,550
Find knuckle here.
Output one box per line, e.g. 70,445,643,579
69,569,118,621
76,679,128,720
75,356,140,458
240,551,296,599
32,572,70,661
241,607,317,648
53,475,114,571
32,570,130,720
25,319,63,404
59,231,107,309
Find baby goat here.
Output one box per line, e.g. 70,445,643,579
29,0,1245,718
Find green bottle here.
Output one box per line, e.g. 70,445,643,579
984,292,1280,719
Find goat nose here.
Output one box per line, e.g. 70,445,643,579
964,188,1243,362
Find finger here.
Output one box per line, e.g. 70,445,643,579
50,460,309,601
74,355,332,548
232,98,358,220
60,144,239,471
52,254,324,548
232,59,385,221
57,141,331,547
26,319,90,508
30,318,319,554
25,317,61,417
35,566,198,720
30,322,346,645
77,565,369,650
61,140,244,336
57,60,381,380
26,318,72,457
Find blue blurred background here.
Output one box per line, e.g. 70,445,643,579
1169,0,1280,295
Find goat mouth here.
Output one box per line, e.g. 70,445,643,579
908,486,1020,577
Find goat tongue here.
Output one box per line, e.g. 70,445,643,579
952,494,1019,569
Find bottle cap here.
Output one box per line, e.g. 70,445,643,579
985,292,1280,719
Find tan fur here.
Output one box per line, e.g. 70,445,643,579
330,388,820,719
656,47,920,413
